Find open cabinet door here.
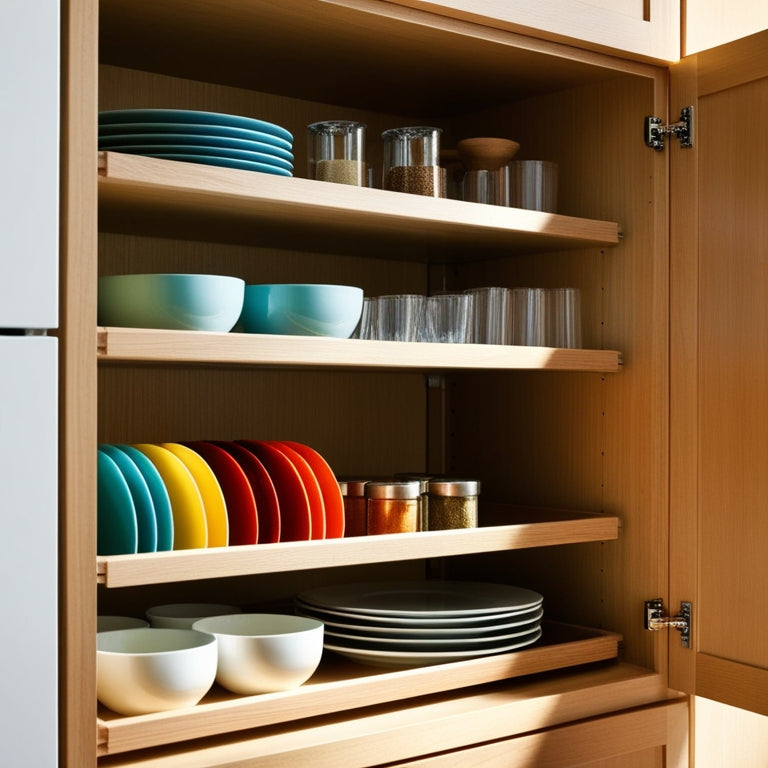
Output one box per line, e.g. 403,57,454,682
670,28,768,717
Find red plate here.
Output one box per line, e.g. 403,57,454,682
185,441,258,546
282,441,345,538
214,442,280,544
269,441,325,539
238,440,312,542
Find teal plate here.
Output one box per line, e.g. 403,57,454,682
116,444,174,552
98,133,294,163
100,444,157,553
97,450,138,556
98,109,292,143
98,122,293,152
102,144,293,172
144,153,293,176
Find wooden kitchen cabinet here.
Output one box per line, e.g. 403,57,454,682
378,0,681,62
59,0,768,765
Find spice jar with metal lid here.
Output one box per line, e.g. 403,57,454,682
382,126,445,197
427,479,480,530
365,480,421,535
339,478,368,537
307,120,367,186
394,472,439,531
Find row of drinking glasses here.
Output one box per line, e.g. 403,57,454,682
353,287,582,348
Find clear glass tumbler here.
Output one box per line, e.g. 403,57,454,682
510,287,546,346
424,293,472,343
507,160,558,212
544,287,582,348
307,120,366,186
375,294,426,342
466,286,511,345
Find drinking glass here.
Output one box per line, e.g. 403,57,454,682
424,293,472,343
508,160,558,213
466,286,511,345
510,287,546,346
545,287,582,348
375,294,426,341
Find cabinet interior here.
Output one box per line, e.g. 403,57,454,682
71,0,671,762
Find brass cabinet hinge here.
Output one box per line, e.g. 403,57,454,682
644,598,692,648
644,106,694,151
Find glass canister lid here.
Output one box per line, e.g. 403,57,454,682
427,479,481,496
364,480,421,499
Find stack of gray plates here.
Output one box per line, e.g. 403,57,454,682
98,109,294,176
295,580,543,668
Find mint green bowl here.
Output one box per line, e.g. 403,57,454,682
98,274,245,332
239,284,364,338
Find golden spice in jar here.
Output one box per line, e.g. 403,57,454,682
365,480,420,535
339,479,368,537
427,479,480,530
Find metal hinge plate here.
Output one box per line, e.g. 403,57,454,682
644,106,694,151
644,598,692,648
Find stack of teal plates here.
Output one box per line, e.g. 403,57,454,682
98,109,294,176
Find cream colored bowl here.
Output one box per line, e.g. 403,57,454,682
192,613,324,695
97,628,217,715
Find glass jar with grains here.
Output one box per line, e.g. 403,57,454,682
307,120,367,186
427,479,480,530
382,126,445,197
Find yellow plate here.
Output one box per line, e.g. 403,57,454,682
161,443,229,547
133,444,207,549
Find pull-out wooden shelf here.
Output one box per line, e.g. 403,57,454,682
97,327,622,372
97,152,620,258
97,623,622,757
97,506,618,587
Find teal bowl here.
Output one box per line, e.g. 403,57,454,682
239,284,364,338
98,274,245,332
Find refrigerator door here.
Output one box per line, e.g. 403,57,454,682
0,336,58,764
0,0,59,329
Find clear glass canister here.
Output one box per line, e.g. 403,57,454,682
339,478,368,537
382,126,445,197
365,480,421,535
427,479,480,530
307,120,366,186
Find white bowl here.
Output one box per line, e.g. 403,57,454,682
97,628,218,715
146,602,243,630
97,615,149,633
192,613,324,695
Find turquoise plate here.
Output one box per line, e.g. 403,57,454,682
98,109,293,143
116,444,174,551
97,450,138,556
98,133,294,163
100,444,157,553
102,144,293,172
144,153,293,176
97,122,293,151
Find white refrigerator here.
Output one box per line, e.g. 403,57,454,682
0,1,60,765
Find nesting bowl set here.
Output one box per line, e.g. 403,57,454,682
97,603,324,716
98,274,364,338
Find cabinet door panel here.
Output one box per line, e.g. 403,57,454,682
670,29,768,716
374,0,679,61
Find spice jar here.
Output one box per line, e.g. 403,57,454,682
427,479,480,530
382,126,445,197
365,480,420,535
394,473,436,531
307,120,367,186
339,479,368,537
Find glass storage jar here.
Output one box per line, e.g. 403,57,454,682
427,479,480,530
382,126,445,197
365,480,421,535
307,120,367,186
339,478,368,537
